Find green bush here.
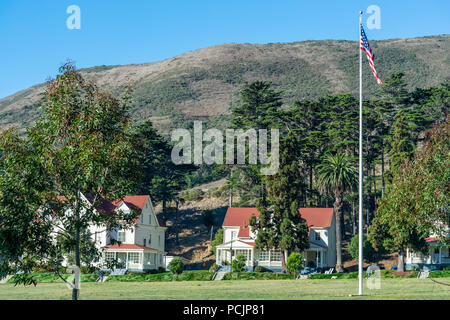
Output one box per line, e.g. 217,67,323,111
209,263,219,272
348,234,377,262
253,266,269,273
222,272,295,280
210,228,224,255
168,258,184,275
232,254,247,274
286,252,303,276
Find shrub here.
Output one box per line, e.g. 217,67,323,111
286,252,303,276
209,263,219,272
210,228,224,255
307,261,316,268
158,267,166,273
168,258,184,275
232,254,247,274
348,234,376,262
254,266,269,273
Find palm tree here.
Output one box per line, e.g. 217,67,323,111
317,154,357,273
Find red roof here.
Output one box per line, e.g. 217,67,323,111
113,195,149,210
298,208,334,228
103,243,157,250
222,207,333,234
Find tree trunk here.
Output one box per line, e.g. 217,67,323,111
381,151,385,196
175,200,179,245
352,204,356,236
280,250,288,273
72,224,80,300
397,249,405,272
334,193,344,273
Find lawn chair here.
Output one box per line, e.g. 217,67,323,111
325,268,334,274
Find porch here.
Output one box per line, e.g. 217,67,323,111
103,246,161,271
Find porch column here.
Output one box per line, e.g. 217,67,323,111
439,247,442,264
320,250,323,268
316,249,319,268
126,252,129,268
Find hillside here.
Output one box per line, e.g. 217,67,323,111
1,35,449,134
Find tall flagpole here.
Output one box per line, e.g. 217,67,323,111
358,10,364,296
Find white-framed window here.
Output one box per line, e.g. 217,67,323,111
128,252,141,264
231,231,237,240
144,253,151,265
235,250,249,262
143,239,147,247
270,250,281,261
149,215,152,225
315,231,321,241
149,234,152,244
105,252,115,262
158,235,161,246
118,230,125,243
258,250,269,261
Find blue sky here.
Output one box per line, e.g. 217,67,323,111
0,0,448,99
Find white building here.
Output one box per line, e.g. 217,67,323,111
215,207,336,272
58,193,166,272
405,233,450,271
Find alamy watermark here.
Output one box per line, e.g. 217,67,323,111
171,121,279,175
66,5,81,30
366,5,381,30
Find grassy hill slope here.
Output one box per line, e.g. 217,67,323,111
0,35,449,133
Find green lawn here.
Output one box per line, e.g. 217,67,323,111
0,278,449,300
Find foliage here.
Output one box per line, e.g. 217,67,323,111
231,254,247,273
348,234,377,262
250,133,310,273
209,263,218,273
369,117,449,271
0,62,140,300
210,228,224,255
253,265,269,273
168,258,184,275
286,252,304,275
316,153,357,272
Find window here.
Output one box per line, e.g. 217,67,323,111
236,250,249,262
118,230,125,243
128,253,141,264
258,250,269,261
158,235,161,246
315,231,321,241
105,252,115,262
231,231,237,240
149,215,152,225
270,250,281,261
143,239,147,247
149,234,152,244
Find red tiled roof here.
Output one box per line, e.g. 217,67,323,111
222,207,333,235
103,243,157,250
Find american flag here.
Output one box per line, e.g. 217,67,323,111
360,25,383,85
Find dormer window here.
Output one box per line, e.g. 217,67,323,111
315,231,321,241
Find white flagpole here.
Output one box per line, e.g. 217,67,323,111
358,10,364,296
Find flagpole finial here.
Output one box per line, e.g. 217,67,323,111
359,10,363,15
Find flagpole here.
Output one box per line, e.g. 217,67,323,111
358,10,364,296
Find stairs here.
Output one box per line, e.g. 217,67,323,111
0,275,13,284
213,271,227,281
